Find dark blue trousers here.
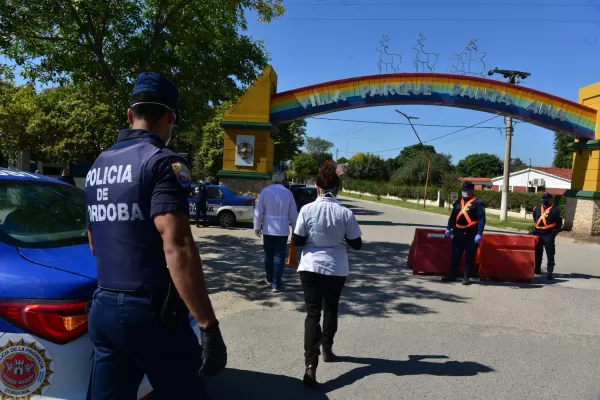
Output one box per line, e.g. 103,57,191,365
263,235,288,289
535,231,556,273
450,228,478,278
89,289,208,400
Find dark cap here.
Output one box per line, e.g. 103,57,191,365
462,182,475,191
131,72,179,120
542,192,553,199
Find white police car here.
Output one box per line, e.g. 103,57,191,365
0,168,200,399
189,184,255,227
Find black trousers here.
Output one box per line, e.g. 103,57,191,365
535,231,556,273
300,271,346,367
195,200,207,225
450,228,478,278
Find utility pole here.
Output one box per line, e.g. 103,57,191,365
487,67,531,221
336,148,339,162
395,110,431,209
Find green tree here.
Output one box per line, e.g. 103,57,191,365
391,153,454,186
274,120,307,167
292,153,319,179
553,133,574,169
0,81,37,161
192,101,230,179
305,136,334,165
336,157,348,164
345,153,389,181
0,0,284,156
393,144,437,169
510,157,528,173
456,153,503,178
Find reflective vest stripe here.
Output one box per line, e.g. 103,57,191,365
535,205,557,230
456,197,478,229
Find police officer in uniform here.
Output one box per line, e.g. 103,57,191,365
195,179,208,227
533,193,562,280
85,72,226,399
442,183,486,285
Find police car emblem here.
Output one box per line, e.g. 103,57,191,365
0,338,54,399
171,161,191,188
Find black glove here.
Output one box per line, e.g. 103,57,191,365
199,321,227,376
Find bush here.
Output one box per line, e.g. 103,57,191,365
345,179,567,216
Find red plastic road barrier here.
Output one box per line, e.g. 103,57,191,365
479,233,538,283
411,229,480,276
407,230,417,269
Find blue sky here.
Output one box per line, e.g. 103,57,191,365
245,0,600,166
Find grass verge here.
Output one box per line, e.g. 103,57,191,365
340,192,534,232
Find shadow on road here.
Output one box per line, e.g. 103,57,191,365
198,234,470,317
321,355,494,393
477,278,566,288
208,368,328,400
341,203,383,216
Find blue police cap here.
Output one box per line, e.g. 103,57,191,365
542,192,553,199
462,182,475,191
131,72,179,121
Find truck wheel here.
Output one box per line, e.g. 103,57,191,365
219,211,236,228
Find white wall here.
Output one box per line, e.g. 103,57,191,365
491,170,570,190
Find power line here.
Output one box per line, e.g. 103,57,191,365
423,116,500,143
310,116,500,129
285,17,600,23
288,2,595,7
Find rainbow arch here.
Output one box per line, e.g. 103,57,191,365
270,73,597,139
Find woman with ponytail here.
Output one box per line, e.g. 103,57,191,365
292,160,363,386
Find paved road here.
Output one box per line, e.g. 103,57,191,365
194,196,600,400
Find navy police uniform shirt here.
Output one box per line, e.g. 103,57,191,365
533,204,563,234
84,129,191,293
447,197,486,235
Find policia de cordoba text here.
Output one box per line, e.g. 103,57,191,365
85,164,145,222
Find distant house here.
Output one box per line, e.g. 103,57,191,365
490,167,572,195
459,177,493,190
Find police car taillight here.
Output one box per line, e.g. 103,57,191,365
0,300,89,344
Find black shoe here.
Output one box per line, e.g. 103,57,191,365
535,269,542,275
196,224,200,228
441,276,457,282
462,277,472,286
546,273,554,280
322,348,337,363
303,366,317,387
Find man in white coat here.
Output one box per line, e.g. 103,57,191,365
254,172,298,292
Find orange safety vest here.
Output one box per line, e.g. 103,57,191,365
455,197,478,229
535,205,557,230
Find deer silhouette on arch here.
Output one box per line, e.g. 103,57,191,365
413,33,439,72
376,35,402,73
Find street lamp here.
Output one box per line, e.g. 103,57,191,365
395,110,431,209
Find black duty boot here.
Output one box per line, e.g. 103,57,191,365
535,267,542,275
441,276,457,282
322,348,337,363
546,273,554,280
462,276,471,286
303,365,317,387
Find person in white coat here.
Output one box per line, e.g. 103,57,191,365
292,161,362,387
254,171,298,292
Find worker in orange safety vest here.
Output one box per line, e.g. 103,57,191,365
442,182,486,285
532,192,562,280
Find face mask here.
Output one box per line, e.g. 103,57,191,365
462,191,469,198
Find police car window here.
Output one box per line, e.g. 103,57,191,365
206,187,222,199
0,181,88,247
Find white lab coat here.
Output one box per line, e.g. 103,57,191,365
254,184,298,236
